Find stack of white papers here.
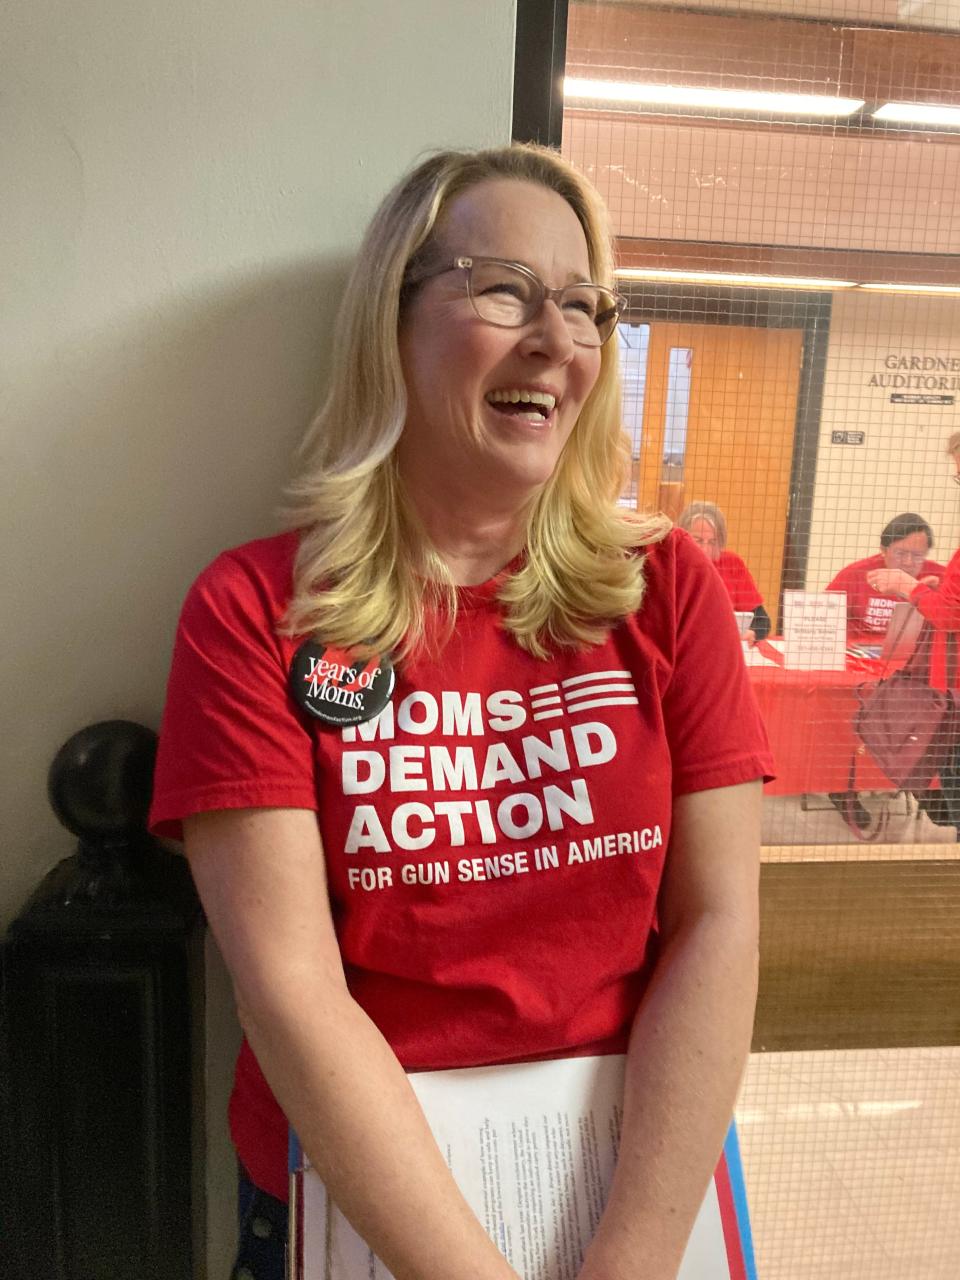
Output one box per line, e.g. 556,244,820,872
292,1055,756,1279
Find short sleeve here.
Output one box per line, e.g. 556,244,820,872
149,542,317,841
660,532,775,796
723,553,763,611
912,548,960,631
825,561,859,626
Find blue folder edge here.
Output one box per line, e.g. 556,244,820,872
723,1122,759,1280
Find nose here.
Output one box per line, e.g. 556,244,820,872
520,298,576,362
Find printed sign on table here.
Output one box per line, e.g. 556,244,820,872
783,590,847,671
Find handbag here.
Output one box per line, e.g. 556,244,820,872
853,615,958,795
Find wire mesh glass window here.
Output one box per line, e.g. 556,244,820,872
562,3,960,1276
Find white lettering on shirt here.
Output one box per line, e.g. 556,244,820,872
486,690,526,732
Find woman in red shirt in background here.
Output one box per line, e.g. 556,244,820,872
867,434,960,828
678,502,770,645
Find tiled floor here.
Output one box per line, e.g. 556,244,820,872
761,792,958,851
737,1047,960,1279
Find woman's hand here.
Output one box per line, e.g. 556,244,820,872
866,567,918,598
576,781,761,1280
744,628,757,647
185,808,519,1280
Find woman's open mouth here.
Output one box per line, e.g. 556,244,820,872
485,388,557,426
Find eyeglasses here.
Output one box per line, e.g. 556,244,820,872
887,547,927,565
408,256,626,348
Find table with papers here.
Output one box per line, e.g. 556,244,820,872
746,639,897,796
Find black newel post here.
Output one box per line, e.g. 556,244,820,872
2,721,202,1280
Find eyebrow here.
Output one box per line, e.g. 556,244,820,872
481,256,596,284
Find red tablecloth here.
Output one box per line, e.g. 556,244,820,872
748,641,897,796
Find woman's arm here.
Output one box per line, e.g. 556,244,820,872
186,807,518,1280
910,548,960,630
577,779,761,1280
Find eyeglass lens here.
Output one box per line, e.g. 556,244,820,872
466,260,619,347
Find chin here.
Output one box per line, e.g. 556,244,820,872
490,436,567,488
494,454,564,496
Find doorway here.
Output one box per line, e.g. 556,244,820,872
633,321,804,623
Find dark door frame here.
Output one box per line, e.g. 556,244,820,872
512,0,568,147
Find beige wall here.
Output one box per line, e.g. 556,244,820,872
807,290,960,588
1,0,513,922
1,1,514,1273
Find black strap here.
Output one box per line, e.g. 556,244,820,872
899,615,935,683
751,604,771,642
877,605,924,681
840,754,892,842
947,629,958,690
844,611,923,842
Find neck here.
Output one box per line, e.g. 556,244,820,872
402,470,531,586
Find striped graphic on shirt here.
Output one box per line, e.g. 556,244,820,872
528,669,639,721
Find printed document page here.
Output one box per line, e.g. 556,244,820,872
783,590,847,671
742,638,784,667
295,1054,751,1280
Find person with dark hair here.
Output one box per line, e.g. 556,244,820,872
865,437,960,829
677,502,770,644
826,513,945,831
826,512,945,641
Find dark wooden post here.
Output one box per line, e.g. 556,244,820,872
3,721,202,1280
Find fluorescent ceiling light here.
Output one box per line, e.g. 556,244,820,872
873,102,960,127
615,268,857,290
564,77,864,118
859,282,960,295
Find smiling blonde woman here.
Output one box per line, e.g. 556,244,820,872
150,143,772,1280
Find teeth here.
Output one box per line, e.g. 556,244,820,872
486,388,557,411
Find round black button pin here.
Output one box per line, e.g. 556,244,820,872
289,641,395,727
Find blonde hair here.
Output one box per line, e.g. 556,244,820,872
677,501,727,553
283,143,669,660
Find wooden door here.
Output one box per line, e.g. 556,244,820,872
637,322,803,622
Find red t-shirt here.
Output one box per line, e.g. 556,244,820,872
713,550,763,612
150,527,773,1199
827,552,945,638
912,548,960,690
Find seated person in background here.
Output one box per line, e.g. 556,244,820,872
827,512,944,641
865,436,960,829
678,501,770,644
826,512,944,832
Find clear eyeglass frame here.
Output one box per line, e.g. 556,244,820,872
409,255,627,348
